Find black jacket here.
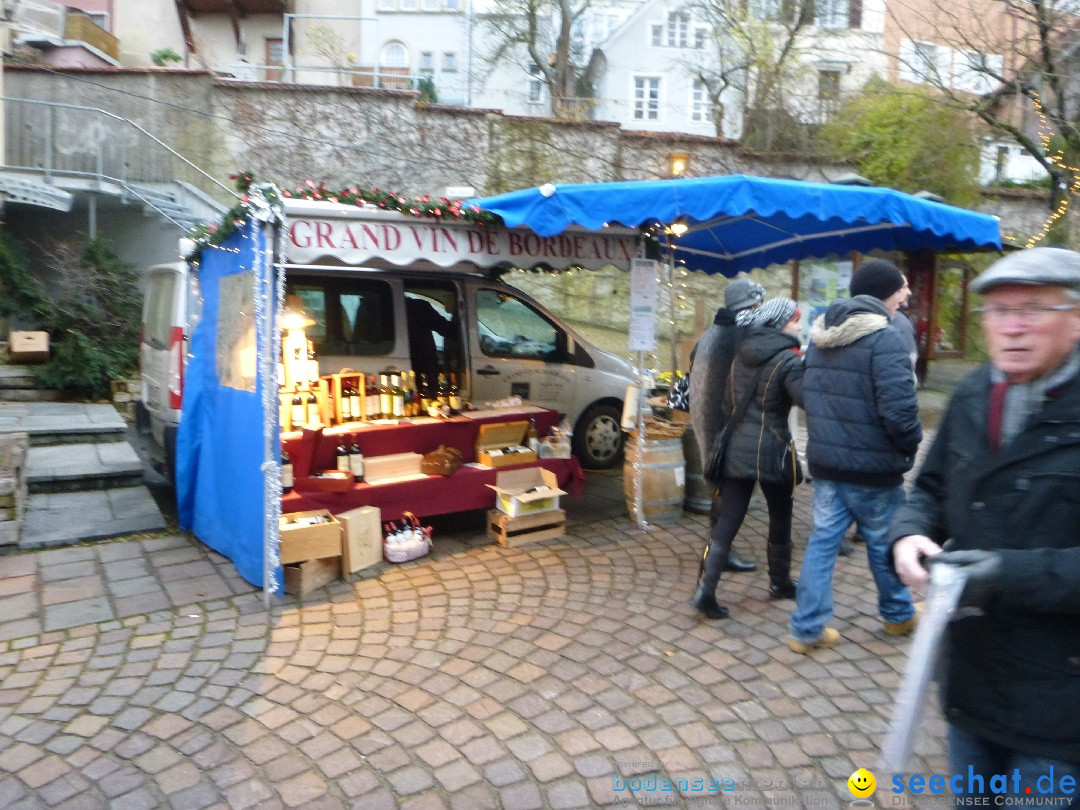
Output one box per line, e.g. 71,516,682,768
720,327,804,486
889,364,1080,762
689,308,747,461
803,296,922,486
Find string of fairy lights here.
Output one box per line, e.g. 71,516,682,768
1021,92,1080,249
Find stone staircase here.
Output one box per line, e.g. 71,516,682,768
0,350,168,549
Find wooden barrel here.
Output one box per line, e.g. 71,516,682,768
681,425,713,515
623,436,685,523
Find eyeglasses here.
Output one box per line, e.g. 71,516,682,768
973,303,1078,324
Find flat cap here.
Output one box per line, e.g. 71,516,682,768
970,247,1080,293
724,277,766,311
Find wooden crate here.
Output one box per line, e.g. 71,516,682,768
322,369,366,424
486,508,566,548
284,556,343,595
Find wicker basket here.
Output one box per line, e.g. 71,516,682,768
627,415,686,441
420,445,464,476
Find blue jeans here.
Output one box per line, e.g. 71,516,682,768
789,479,914,642
948,724,1080,799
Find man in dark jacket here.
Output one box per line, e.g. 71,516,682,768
891,247,1080,791
688,276,765,573
788,258,922,653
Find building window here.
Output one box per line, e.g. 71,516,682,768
650,24,663,46
633,77,660,120
420,51,434,76
694,27,708,49
443,51,457,72
445,0,461,9
423,0,439,9
528,64,543,103
377,0,396,9
818,69,841,101
666,12,688,48
816,0,847,29
690,80,712,123
265,38,284,81
899,39,940,84
382,41,408,68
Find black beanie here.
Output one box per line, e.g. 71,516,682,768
850,259,905,301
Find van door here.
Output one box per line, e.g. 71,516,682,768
468,285,583,415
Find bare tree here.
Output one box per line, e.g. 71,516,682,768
681,0,815,142
478,0,594,118
886,0,1080,225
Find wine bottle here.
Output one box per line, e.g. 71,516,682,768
340,379,352,422
418,373,431,413
366,374,380,420
448,372,462,411
526,416,540,453
281,449,293,494
290,383,305,428
307,340,319,385
336,436,350,472
391,374,405,418
378,374,393,418
349,378,362,421
306,386,321,427
349,437,365,482
437,372,450,406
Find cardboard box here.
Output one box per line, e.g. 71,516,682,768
9,331,49,364
279,509,342,564
476,420,537,468
487,467,567,517
364,452,424,484
284,556,342,595
338,505,383,574
487,508,566,548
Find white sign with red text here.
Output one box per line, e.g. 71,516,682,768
281,199,638,272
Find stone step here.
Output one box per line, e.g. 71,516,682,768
20,486,168,549
0,402,127,446
0,365,37,388
26,441,145,493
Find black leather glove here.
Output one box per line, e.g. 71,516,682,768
928,550,1003,609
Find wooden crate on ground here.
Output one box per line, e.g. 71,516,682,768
284,556,343,595
486,508,566,548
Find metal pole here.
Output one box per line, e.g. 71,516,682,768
667,245,678,375
634,350,648,531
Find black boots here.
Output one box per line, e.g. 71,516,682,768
724,548,758,572
692,581,729,619
767,541,797,600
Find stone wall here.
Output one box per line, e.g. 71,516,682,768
0,433,28,547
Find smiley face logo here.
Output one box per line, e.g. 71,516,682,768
848,768,876,798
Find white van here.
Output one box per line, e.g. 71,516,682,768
285,266,634,468
139,262,635,472
136,262,190,481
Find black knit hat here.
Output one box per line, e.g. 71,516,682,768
850,259,906,301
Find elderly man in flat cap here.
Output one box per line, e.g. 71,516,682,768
890,247,1080,796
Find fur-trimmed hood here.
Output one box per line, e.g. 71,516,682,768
810,295,890,349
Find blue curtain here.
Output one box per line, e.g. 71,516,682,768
176,220,281,590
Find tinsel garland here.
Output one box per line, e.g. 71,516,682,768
188,171,495,257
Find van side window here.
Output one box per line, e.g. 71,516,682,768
475,289,559,360
144,275,176,349
287,278,394,356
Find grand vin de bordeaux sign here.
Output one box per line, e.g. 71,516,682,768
282,200,638,272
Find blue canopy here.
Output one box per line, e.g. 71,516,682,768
466,174,1002,276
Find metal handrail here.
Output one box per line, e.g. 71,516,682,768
2,96,237,209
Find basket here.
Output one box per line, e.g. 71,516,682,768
628,415,686,441
420,445,464,476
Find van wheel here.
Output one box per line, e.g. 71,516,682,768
573,403,624,470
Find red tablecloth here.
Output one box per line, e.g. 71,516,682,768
280,407,581,522
282,457,584,523
284,408,562,479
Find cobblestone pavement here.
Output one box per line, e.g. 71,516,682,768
0,471,950,809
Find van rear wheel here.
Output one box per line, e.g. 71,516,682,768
573,403,624,470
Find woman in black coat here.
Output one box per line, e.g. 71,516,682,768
693,297,805,619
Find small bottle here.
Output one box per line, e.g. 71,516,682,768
349,437,365,482
349,378,362,421
418,373,431,413
306,386,321,428
391,374,406,418
336,436,351,473
290,384,305,428
448,373,462,411
281,449,293,494
526,417,540,453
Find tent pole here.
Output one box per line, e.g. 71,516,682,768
667,250,678,376
634,350,647,531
